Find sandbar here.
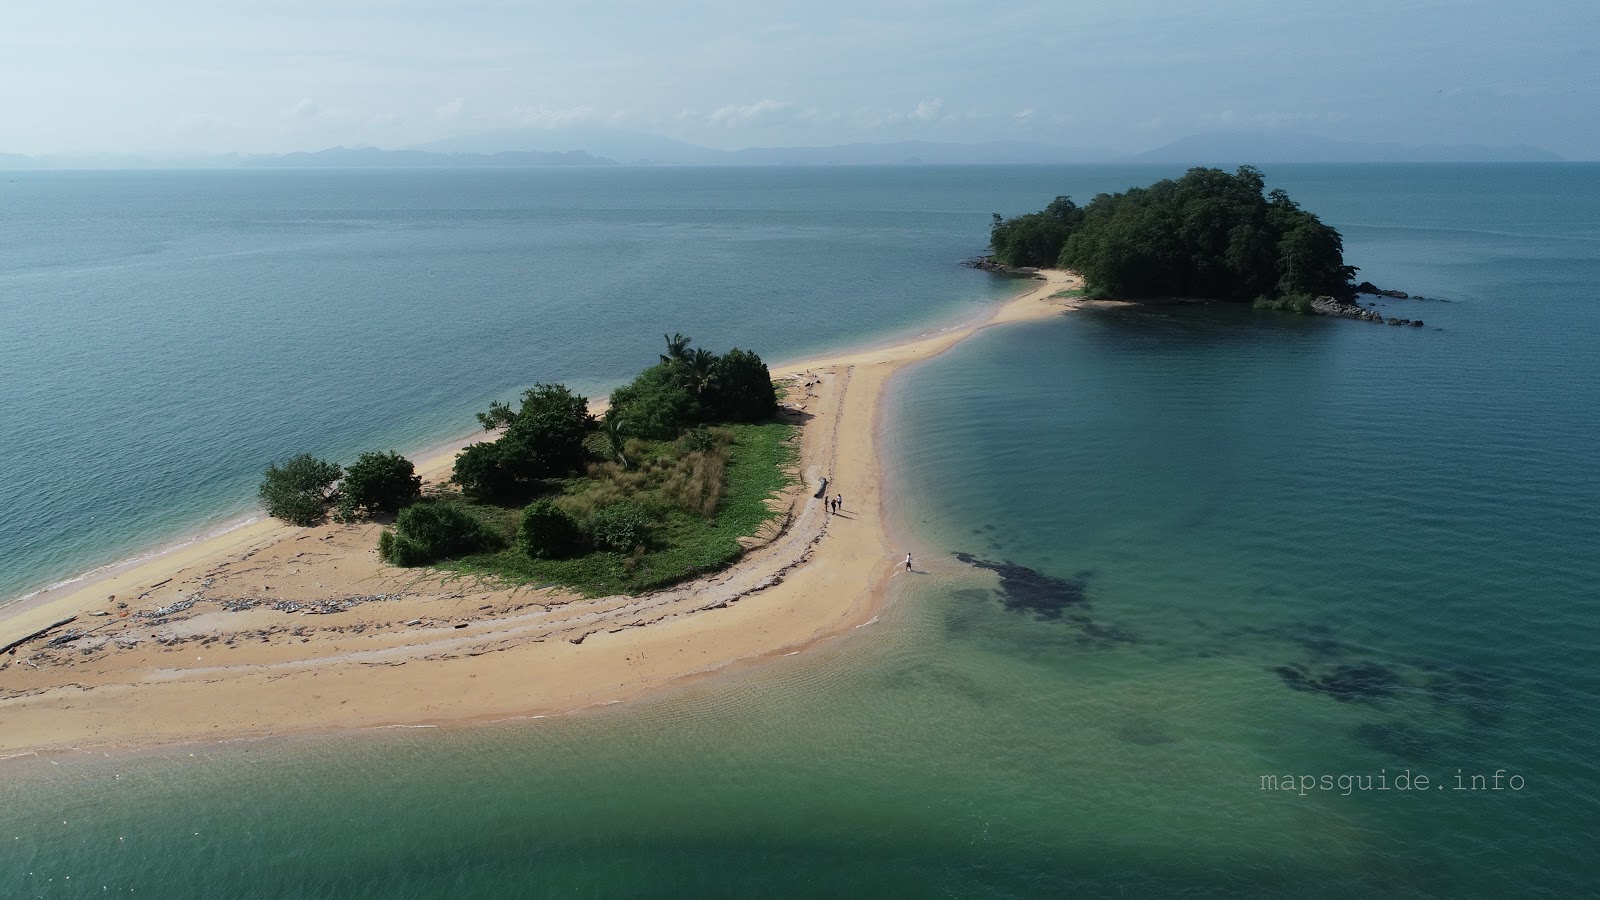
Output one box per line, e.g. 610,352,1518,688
0,270,1087,756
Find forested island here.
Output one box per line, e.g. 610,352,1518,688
260,337,795,594
986,166,1409,319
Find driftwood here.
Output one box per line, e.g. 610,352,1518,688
814,477,829,499
2,616,78,656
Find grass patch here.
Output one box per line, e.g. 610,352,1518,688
437,421,798,595
1050,287,1086,299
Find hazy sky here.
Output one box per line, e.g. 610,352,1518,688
3,0,1596,157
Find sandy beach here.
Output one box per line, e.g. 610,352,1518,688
0,270,1086,757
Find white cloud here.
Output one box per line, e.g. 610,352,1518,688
706,98,796,127
436,98,472,120
858,98,952,128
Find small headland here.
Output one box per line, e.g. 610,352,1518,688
983,165,1438,330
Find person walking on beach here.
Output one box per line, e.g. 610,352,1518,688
834,494,843,514
904,552,913,572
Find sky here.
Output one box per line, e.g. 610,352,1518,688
2,0,1596,158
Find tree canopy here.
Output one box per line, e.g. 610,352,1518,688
454,383,594,503
338,450,421,518
608,335,777,439
988,166,1356,301
260,453,343,525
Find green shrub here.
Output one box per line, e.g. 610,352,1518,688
260,453,343,526
609,363,698,439
378,501,503,566
586,502,651,553
339,450,422,517
519,500,585,559
1253,293,1317,314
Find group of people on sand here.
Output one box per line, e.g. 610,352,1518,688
821,486,913,572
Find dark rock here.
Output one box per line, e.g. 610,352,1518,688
1310,295,1385,323
962,255,1041,277
1355,281,1410,299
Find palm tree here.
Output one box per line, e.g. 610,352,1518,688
602,413,629,469
661,333,693,367
683,347,719,399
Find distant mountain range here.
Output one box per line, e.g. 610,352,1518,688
242,147,613,168
0,129,1569,169
1133,131,1564,164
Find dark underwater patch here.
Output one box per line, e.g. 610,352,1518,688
951,552,1088,621
953,552,1138,648
1275,662,1400,703
1424,667,1511,728
1352,721,1442,761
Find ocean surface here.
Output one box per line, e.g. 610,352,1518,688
3,164,1598,896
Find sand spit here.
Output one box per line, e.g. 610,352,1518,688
0,270,1088,756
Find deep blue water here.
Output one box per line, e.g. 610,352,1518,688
2,165,1597,896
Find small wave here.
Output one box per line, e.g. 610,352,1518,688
2,514,263,608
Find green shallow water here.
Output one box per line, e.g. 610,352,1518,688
3,165,1598,896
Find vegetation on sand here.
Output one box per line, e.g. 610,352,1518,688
260,454,343,526
262,333,795,594
337,451,422,519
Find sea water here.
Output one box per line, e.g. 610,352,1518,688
2,164,1597,896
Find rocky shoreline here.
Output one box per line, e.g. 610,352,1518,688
963,255,1044,278
1311,295,1424,327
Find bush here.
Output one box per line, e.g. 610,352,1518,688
260,453,343,526
1253,293,1317,314
586,502,651,553
519,500,585,559
339,450,422,517
378,501,503,566
608,364,698,439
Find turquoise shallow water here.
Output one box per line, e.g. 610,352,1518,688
3,165,1598,896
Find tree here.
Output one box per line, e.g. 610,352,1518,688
661,332,692,366
709,348,778,422
988,195,1084,267
453,383,594,504
1022,166,1357,301
260,454,343,526
519,500,585,559
339,451,421,517
682,347,720,399
601,412,630,468
451,440,519,503
378,501,503,566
